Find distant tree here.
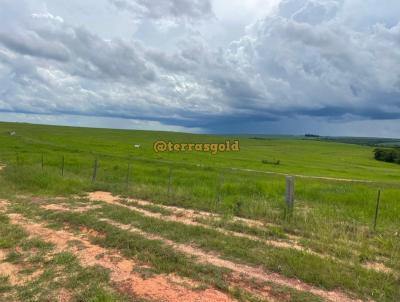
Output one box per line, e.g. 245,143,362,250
305,134,320,138
374,148,400,164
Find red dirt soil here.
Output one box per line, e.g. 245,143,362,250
100,218,362,302
7,213,235,302
41,198,361,302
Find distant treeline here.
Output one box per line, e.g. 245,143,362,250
374,148,400,164
320,137,400,147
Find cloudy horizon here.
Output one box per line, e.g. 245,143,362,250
1,0,400,137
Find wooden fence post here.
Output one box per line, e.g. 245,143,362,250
167,167,172,197
61,156,65,176
216,172,224,204
285,176,295,211
126,163,131,189
373,190,381,231
92,158,98,182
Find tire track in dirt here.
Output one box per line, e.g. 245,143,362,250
99,218,362,302
88,191,270,228
38,203,290,301
38,200,362,302
42,203,101,213
3,210,235,302
100,219,361,302
86,192,395,276
87,192,306,252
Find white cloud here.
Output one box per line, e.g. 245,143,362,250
32,12,64,23
108,0,213,21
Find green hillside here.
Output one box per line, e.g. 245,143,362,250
0,122,399,181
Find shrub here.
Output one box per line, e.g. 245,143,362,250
374,148,400,164
261,159,280,165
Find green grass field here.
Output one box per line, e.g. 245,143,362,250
1,122,399,181
0,121,399,302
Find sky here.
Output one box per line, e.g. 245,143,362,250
0,0,400,137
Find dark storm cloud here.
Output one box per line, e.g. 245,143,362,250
1,0,400,134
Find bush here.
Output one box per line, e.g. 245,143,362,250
374,148,400,164
261,159,280,165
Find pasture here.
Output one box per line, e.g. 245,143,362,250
0,121,399,302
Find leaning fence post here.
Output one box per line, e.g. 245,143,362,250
285,176,295,212
373,190,381,231
92,158,98,182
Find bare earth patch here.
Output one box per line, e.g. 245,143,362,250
0,249,43,287
0,250,21,285
7,213,235,302
0,199,9,212
88,191,118,204
57,288,73,302
42,204,78,212
364,262,394,275
42,203,101,213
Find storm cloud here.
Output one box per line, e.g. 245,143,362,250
0,0,400,136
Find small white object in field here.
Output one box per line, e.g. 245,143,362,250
9,131,16,136
133,144,141,148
